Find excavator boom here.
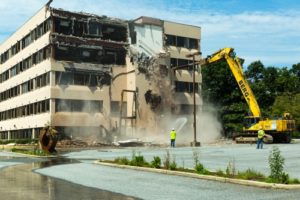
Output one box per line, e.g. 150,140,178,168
203,47,261,117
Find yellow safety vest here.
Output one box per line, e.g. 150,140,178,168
170,130,176,139
258,130,265,139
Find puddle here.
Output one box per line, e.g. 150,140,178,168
0,157,140,200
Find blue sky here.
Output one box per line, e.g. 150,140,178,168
1,0,300,68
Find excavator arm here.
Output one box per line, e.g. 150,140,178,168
202,47,261,118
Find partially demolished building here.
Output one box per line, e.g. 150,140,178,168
0,5,201,142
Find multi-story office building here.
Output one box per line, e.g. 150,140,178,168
0,5,201,142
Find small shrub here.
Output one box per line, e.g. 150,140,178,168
130,152,148,167
268,146,285,183
290,178,300,184
226,159,236,177
151,156,161,168
114,157,129,165
215,169,225,177
163,150,171,169
195,163,205,174
169,160,177,170
281,172,289,184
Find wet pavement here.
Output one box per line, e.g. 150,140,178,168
1,142,300,200
0,155,139,200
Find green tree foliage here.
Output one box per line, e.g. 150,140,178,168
276,67,299,93
272,93,300,131
290,63,300,93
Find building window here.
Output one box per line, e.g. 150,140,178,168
178,59,189,68
166,34,176,46
170,58,177,68
55,99,71,112
175,81,198,93
55,19,72,35
176,36,184,47
88,20,102,36
36,73,50,88
165,34,199,49
189,38,199,49
111,101,127,117
21,80,34,94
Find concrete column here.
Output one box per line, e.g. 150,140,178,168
32,128,36,139
8,131,11,140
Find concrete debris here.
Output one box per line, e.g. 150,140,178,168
113,138,145,147
57,139,112,148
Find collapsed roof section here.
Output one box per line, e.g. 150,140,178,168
49,7,128,65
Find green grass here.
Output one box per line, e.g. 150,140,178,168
11,148,51,156
105,152,300,185
236,169,266,181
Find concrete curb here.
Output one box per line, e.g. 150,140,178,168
94,161,300,190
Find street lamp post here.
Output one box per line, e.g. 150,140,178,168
186,51,201,147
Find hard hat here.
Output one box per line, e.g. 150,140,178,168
259,126,263,129
172,128,175,130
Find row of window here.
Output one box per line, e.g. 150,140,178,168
55,99,103,113
0,72,50,102
171,58,197,70
53,16,127,42
0,45,51,83
0,18,51,64
175,81,199,93
0,99,104,122
0,129,36,139
54,44,126,65
166,34,199,49
0,69,112,104
55,71,111,86
0,99,50,121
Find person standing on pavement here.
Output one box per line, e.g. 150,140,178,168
256,126,265,149
170,128,176,147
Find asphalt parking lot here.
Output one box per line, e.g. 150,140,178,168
2,141,300,200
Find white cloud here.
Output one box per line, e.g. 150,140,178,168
1,0,300,67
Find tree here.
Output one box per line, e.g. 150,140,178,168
244,61,275,116
272,93,300,131
245,61,264,83
202,61,246,135
290,63,300,93
276,67,298,94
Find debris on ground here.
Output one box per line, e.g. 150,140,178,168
113,138,145,147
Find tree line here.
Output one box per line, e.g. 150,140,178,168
202,60,300,136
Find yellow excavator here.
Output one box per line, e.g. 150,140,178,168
201,47,295,143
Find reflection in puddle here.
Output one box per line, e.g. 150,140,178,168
0,157,139,200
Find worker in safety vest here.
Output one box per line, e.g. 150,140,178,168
256,126,265,149
170,128,177,147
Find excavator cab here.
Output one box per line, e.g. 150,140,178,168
243,116,260,129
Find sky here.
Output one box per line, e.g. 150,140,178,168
1,0,300,68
